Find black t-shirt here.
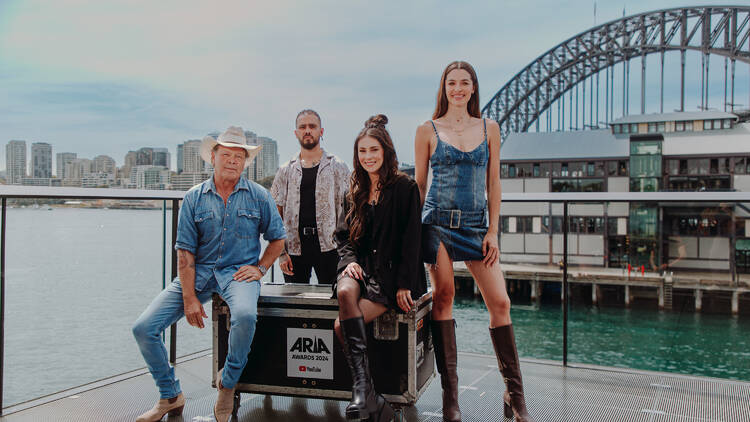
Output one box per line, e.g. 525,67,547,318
298,164,319,230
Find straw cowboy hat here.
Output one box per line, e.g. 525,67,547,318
200,126,262,169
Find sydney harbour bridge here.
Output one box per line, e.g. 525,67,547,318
482,6,750,138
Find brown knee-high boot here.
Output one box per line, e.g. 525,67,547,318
489,325,534,422
431,319,461,422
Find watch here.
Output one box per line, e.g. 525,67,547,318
257,264,268,276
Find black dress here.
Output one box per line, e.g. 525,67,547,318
333,174,428,309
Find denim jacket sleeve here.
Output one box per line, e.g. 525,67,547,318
174,191,198,254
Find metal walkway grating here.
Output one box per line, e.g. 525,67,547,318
2,352,748,421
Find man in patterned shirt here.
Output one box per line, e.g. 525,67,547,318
271,109,349,284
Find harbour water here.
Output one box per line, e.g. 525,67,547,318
3,207,749,407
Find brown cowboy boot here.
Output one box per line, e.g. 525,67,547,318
490,325,534,422
135,393,185,422
431,319,461,422
214,369,236,422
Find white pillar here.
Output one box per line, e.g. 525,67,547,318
695,289,703,312
624,285,631,307
732,291,739,315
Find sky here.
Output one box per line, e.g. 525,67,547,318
0,0,746,174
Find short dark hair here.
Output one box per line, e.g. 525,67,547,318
296,109,322,127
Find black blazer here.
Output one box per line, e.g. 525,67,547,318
335,174,428,303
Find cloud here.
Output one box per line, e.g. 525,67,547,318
0,0,743,170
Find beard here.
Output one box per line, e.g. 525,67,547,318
298,135,320,150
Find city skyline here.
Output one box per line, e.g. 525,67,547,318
0,127,279,176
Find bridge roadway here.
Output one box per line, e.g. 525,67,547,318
1,351,748,421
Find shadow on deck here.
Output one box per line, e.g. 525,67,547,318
2,351,748,421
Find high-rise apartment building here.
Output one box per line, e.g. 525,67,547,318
182,140,203,173
152,148,170,169
93,155,116,176
56,152,76,179
258,137,279,180
6,140,26,184
31,142,52,178
177,144,184,174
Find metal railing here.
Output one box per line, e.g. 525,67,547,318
2,186,750,412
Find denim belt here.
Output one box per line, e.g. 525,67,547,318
429,208,486,229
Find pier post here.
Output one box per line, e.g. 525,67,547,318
592,284,600,305
531,277,539,304
731,291,739,315
658,284,664,310
695,289,703,312
624,285,631,307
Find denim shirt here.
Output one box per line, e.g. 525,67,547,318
175,176,287,291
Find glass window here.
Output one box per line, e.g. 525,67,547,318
517,163,532,178
613,124,621,134
533,163,540,177
551,178,579,192
586,162,595,177
630,140,662,155
501,216,510,233
569,162,584,177
719,158,730,174
618,160,628,176
581,178,604,192
675,121,685,131
607,161,618,176
501,164,509,178
667,159,679,175
735,157,746,174
710,158,718,174
657,122,666,132
552,216,563,233
686,158,709,175
541,216,550,233
595,161,606,176
561,163,569,177
539,162,550,178
630,177,660,192
509,164,516,178
630,123,639,133
630,155,661,178
703,120,712,130
679,159,688,175
647,122,657,133
551,162,561,177
521,217,534,233
622,124,630,134
685,121,693,131
715,119,723,129
723,119,732,129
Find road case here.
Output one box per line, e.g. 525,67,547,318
212,283,435,412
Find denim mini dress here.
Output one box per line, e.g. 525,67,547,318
422,119,489,264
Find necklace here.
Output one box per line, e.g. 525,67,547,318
300,158,320,168
448,116,471,136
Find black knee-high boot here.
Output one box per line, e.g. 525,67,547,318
340,317,395,422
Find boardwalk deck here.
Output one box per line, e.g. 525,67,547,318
2,351,748,421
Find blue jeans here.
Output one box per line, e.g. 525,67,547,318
132,278,260,398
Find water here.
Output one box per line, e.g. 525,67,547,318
2,208,748,406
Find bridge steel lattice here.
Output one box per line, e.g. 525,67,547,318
483,6,750,138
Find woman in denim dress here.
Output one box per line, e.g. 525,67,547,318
414,61,533,422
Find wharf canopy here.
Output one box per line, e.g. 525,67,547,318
498,111,750,273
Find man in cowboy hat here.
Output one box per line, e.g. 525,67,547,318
132,126,286,422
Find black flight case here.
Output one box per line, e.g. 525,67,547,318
212,283,435,415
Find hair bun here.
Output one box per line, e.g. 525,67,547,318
364,114,388,129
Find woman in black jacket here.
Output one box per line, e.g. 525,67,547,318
333,114,427,422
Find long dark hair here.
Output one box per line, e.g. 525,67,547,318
346,114,399,247
432,61,481,119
